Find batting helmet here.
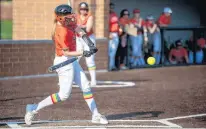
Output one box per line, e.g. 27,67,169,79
79,2,89,10
54,4,76,27
55,4,73,22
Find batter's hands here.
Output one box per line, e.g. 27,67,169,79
90,46,98,54
83,50,93,57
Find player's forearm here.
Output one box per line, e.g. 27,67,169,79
86,16,93,33
63,50,83,57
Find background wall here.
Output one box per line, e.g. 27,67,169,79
12,0,109,40
0,39,108,77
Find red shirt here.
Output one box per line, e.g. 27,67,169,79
76,13,93,36
109,11,119,32
54,24,76,56
158,14,171,26
197,38,206,48
144,21,154,28
170,48,188,62
129,18,145,34
119,17,130,26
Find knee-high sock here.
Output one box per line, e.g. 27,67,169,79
83,91,99,116
36,93,61,112
88,66,96,84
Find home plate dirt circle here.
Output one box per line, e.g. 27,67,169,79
72,81,135,88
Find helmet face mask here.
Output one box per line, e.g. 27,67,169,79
55,4,76,28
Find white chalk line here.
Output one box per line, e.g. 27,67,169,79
0,69,108,81
161,113,206,121
8,125,171,128
73,81,135,88
7,123,22,128
158,120,182,128
3,113,206,128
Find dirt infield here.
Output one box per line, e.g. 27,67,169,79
0,65,206,128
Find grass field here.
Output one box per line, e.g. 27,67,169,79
0,20,12,39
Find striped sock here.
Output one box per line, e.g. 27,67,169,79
36,93,61,111
83,91,98,115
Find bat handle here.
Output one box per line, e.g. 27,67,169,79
48,67,53,72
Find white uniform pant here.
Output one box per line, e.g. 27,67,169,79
76,34,96,69
53,56,91,101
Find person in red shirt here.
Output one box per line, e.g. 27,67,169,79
145,15,161,64
115,9,130,70
169,40,189,64
24,4,108,125
109,2,119,71
158,7,172,27
129,9,147,67
188,37,205,64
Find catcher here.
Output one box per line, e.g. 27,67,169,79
24,4,108,125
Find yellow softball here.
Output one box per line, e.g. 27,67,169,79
147,57,156,65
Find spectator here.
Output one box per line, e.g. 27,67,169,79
158,7,172,27
169,40,189,64
188,37,205,64
115,9,130,70
145,15,161,64
108,2,119,71
129,9,147,67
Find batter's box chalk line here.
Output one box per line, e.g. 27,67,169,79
72,81,136,88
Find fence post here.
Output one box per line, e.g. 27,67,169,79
160,28,165,66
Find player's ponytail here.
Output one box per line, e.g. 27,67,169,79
51,19,57,41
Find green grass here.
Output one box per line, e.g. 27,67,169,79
0,20,12,39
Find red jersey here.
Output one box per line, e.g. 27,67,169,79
109,11,119,32
144,21,154,28
76,13,93,36
119,17,130,26
197,38,206,48
170,48,188,62
54,24,76,56
129,18,145,34
158,14,171,26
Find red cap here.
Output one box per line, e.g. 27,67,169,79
197,38,206,48
133,9,140,14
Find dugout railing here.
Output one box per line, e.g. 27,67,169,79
125,26,206,69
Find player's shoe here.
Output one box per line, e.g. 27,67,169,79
120,65,128,70
25,104,38,125
92,113,108,124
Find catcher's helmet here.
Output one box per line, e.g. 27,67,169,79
79,2,89,10
55,4,73,22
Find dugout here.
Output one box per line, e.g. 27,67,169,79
110,0,206,69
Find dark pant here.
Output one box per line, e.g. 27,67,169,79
115,38,128,68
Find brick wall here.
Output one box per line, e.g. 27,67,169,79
0,39,108,77
12,0,110,40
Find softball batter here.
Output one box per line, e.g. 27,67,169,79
24,4,108,125
76,2,97,86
